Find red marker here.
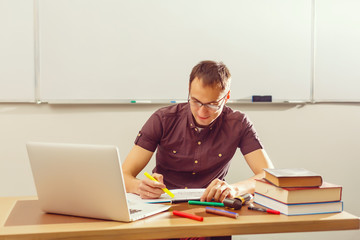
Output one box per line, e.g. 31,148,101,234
173,210,203,221
248,205,280,215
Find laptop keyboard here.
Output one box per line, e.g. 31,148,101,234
130,208,142,214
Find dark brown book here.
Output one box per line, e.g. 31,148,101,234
264,168,323,187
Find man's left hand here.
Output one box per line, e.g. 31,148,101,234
201,179,237,202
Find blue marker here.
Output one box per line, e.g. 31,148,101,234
170,100,176,103
205,207,238,219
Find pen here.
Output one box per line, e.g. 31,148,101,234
143,172,174,198
173,210,203,221
188,201,225,207
205,207,238,219
248,205,280,215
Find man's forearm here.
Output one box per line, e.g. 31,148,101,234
123,173,141,195
232,172,265,196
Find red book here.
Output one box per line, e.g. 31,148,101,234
255,178,342,204
254,193,343,216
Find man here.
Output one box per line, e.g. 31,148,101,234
122,60,274,202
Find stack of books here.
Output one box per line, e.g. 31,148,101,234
254,168,343,216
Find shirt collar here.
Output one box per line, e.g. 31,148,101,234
186,103,224,131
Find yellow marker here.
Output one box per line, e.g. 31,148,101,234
144,172,174,198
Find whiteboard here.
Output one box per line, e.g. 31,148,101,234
314,0,360,102
38,0,312,103
0,0,35,102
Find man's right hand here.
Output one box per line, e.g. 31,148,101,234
139,173,166,199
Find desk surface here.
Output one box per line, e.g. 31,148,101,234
0,196,359,240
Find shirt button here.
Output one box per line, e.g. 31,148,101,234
218,153,222,157
198,141,201,145
138,133,141,136
185,187,188,189
194,160,198,164
192,172,196,175
195,128,198,131
173,150,177,154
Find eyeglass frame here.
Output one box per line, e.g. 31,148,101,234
188,91,229,112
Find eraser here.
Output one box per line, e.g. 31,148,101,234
252,95,272,102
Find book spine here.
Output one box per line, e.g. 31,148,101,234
254,193,343,216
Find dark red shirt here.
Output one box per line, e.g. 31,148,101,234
135,103,263,189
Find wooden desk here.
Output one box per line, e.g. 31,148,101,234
0,196,359,240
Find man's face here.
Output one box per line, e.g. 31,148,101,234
189,77,228,127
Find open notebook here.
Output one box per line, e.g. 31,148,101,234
26,142,170,222
127,188,206,203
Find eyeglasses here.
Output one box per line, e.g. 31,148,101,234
188,93,228,112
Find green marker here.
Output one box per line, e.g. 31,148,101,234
188,201,225,207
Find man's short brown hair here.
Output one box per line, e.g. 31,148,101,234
189,60,231,91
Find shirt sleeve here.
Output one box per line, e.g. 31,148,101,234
238,115,263,155
134,110,163,152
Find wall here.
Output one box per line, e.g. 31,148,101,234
0,102,359,239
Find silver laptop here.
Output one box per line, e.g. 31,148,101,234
26,142,170,222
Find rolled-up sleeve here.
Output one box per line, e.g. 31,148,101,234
238,115,263,155
134,110,163,152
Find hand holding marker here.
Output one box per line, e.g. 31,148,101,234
143,172,174,198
